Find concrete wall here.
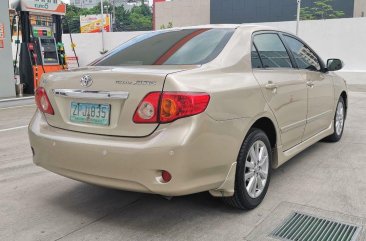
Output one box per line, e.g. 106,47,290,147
254,17,366,85
0,3,16,98
11,18,365,87
154,0,210,29
62,31,146,67
354,0,366,17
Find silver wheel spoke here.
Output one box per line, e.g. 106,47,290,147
246,160,254,169
257,175,264,189
255,142,260,161
259,169,268,179
249,146,257,163
258,147,264,162
259,155,268,167
247,177,256,196
251,176,258,195
245,171,255,181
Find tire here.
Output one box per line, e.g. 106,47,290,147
222,128,272,210
324,97,346,142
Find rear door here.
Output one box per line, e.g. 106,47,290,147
281,34,334,141
252,32,308,151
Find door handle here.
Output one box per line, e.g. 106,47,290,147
306,81,314,88
265,82,278,90
265,82,278,94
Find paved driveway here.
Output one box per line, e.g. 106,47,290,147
1,92,365,241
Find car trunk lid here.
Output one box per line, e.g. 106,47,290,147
42,65,197,137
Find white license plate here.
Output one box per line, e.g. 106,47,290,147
70,102,110,126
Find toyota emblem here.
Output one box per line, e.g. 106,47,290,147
80,75,93,87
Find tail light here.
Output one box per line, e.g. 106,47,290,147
133,92,210,124
35,87,54,115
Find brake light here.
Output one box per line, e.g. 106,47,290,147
35,87,54,115
133,92,210,123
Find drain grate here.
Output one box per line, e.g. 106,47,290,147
271,212,362,241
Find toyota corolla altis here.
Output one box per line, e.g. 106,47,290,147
29,25,347,209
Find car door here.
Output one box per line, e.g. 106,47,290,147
281,35,334,141
252,32,308,151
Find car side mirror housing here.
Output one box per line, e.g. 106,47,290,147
327,59,343,71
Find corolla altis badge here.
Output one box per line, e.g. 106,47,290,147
80,75,93,87
115,80,156,86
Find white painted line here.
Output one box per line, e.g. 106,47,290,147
0,125,28,132
0,104,36,110
0,96,34,102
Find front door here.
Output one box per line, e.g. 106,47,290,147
252,33,308,151
281,35,334,141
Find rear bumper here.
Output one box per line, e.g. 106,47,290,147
29,111,249,196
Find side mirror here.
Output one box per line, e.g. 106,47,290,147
327,59,343,71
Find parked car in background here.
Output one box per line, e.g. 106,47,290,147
29,25,347,209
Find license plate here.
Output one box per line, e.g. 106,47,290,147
70,102,110,126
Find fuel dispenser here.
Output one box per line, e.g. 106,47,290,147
11,0,69,94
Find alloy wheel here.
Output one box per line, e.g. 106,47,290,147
335,102,345,136
244,140,269,198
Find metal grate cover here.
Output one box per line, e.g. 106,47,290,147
271,212,362,241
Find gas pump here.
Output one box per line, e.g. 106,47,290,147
11,0,67,94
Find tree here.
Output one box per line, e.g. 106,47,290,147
128,4,152,31
160,22,173,29
300,0,345,20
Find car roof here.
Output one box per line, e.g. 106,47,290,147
169,24,282,32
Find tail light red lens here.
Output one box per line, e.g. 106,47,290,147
35,87,54,115
133,92,160,123
133,92,210,124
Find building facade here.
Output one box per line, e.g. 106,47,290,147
70,0,148,10
154,0,210,29
70,0,99,9
154,0,364,29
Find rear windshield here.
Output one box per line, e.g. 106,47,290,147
91,28,235,66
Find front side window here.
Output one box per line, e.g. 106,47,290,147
91,28,235,66
283,35,321,71
253,33,292,68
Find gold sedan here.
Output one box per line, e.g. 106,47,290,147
29,25,347,209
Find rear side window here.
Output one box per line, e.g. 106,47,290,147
91,28,235,66
283,35,321,71
253,33,292,68
251,45,262,68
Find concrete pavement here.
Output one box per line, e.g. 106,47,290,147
1,91,366,241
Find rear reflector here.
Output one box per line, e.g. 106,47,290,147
35,87,54,115
133,92,210,124
162,170,172,183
